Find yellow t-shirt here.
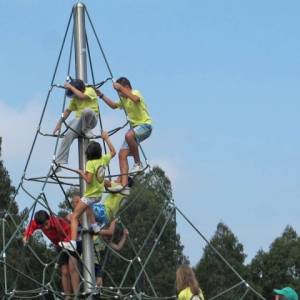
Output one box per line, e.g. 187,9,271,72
117,90,152,127
84,153,111,198
68,86,99,118
104,183,126,221
178,287,204,300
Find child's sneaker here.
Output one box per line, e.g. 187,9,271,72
120,187,131,196
83,129,95,139
130,163,143,174
90,223,101,233
107,184,124,193
59,240,77,252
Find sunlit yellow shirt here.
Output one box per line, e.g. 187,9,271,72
68,87,99,118
117,90,152,127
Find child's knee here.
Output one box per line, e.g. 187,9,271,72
61,264,69,276
125,131,135,142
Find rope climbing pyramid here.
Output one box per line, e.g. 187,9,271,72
0,3,268,300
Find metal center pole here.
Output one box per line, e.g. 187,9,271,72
73,2,95,296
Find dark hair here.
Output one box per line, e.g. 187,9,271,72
116,77,132,89
34,210,50,226
85,141,102,160
69,188,81,198
127,176,134,188
65,79,85,97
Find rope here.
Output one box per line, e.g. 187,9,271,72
0,5,268,300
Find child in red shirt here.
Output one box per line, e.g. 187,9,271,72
23,210,80,299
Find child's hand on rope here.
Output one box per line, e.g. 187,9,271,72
113,82,122,91
64,82,72,90
76,169,85,176
95,89,103,98
101,131,109,141
53,122,62,135
123,228,129,237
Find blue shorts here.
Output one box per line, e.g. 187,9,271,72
92,203,108,227
121,124,152,150
95,263,103,278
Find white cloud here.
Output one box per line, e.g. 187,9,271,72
0,99,42,160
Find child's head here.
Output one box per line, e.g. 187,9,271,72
66,79,85,97
176,265,200,295
85,141,102,160
34,210,50,230
116,77,132,97
273,287,298,300
69,189,81,209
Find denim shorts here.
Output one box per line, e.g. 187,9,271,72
95,263,103,278
121,124,152,150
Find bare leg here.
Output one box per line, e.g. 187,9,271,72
61,264,72,297
96,276,103,287
68,256,80,295
119,148,130,187
125,130,140,164
86,206,95,224
71,200,88,240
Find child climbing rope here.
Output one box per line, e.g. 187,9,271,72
176,265,205,300
53,79,99,167
96,77,152,192
94,227,129,287
59,131,116,252
23,210,80,299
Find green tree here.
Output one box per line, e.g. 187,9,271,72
56,167,187,297
248,226,300,298
0,138,56,299
194,222,247,299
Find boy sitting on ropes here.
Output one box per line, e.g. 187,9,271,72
97,77,152,192
53,79,99,168
23,210,80,300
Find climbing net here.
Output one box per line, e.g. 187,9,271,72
0,4,267,300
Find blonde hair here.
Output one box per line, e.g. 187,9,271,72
176,265,200,296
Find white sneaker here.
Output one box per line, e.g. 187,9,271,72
120,187,131,196
59,240,77,252
90,223,101,233
83,129,95,139
130,163,143,174
107,184,124,193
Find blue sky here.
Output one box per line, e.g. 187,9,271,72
1,0,300,266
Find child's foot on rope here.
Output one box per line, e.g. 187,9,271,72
130,162,143,174
108,185,131,195
59,240,77,252
120,186,131,196
90,223,101,233
107,183,124,193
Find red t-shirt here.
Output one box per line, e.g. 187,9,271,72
24,216,71,246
